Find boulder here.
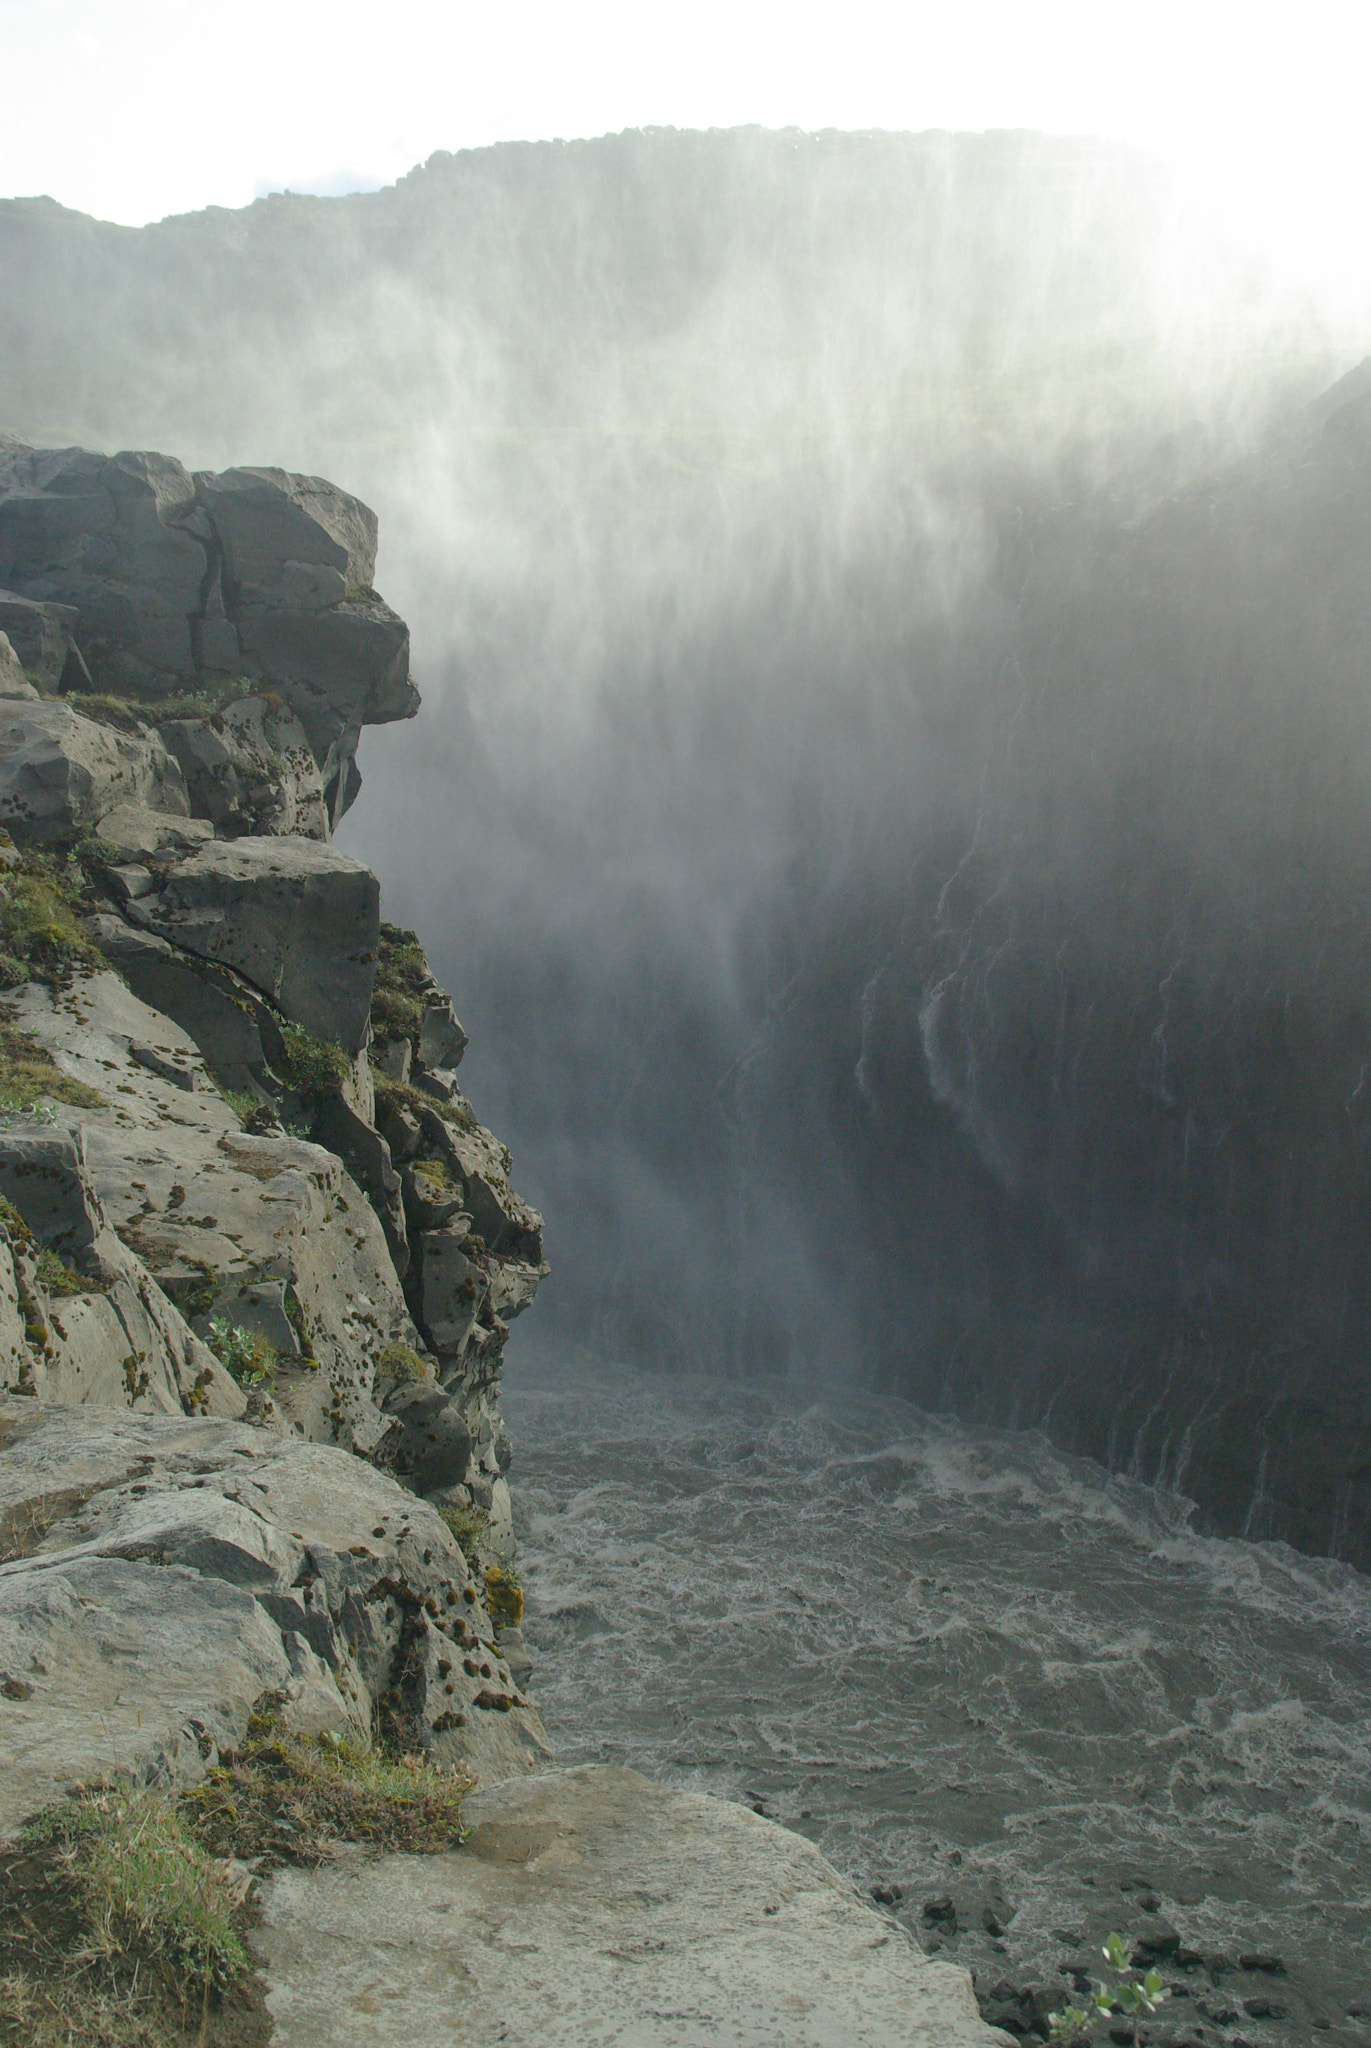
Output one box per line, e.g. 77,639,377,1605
94,805,213,857
196,466,378,596
0,1398,549,1829
0,446,420,822
130,834,379,1051
0,590,79,692
0,698,189,843
0,1127,244,1418
0,632,37,701
384,1383,475,1495
414,1229,487,1358
87,914,273,1091
418,997,467,1071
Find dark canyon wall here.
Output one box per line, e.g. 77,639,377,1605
3,128,1368,1560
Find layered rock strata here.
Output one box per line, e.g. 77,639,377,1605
0,442,547,1780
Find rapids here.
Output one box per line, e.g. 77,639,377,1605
504,1354,1371,2044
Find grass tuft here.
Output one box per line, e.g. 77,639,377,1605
0,1785,259,2046
181,1698,473,1867
0,857,104,991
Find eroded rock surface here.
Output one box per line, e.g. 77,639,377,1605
256,1765,1011,2048
0,1398,548,1828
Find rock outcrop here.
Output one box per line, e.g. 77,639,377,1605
0,440,546,1783
0,437,419,828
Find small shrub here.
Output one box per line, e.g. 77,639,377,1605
274,1020,353,1106
205,1317,276,1387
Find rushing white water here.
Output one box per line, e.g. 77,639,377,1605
503,1352,1371,2043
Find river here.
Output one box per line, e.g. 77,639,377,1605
502,1352,1371,2045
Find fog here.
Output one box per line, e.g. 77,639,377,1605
2,126,1368,1554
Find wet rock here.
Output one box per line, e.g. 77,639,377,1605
1132,1917,1182,1962
1238,1951,1287,1975
254,1764,1008,2047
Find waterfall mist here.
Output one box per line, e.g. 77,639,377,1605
3,126,1369,1556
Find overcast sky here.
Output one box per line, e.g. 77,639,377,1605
1,0,1366,307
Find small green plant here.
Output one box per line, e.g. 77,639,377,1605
1047,1932,1170,2045
205,1316,276,1387
275,1019,353,1106
437,1501,490,1566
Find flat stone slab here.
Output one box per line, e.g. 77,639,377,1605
257,1764,1010,2047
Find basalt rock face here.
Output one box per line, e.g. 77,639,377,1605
0,441,547,1785
0,439,418,831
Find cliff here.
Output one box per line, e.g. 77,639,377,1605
0,437,549,1788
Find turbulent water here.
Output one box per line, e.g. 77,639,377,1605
503,1354,1371,2043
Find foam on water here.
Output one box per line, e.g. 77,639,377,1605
503,1354,1371,2041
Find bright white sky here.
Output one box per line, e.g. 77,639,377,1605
1,0,1366,306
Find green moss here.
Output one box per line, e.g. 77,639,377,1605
483,1564,524,1628
180,1697,472,1867
370,923,437,1053
375,1338,430,1383
0,857,104,991
372,1069,477,1138
0,1194,108,1296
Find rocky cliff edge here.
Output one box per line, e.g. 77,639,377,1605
0,438,548,1788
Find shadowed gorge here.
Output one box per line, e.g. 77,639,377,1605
3,126,1370,1563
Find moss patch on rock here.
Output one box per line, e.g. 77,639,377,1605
0,857,105,991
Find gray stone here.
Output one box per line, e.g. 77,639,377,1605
254,1766,1010,2048
132,834,379,1051
196,466,378,596
0,589,78,692
0,1126,243,1418
385,1385,474,1495
160,696,329,840
0,699,189,844
86,914,271,1088
106,863,157,901
0,632,38,700
375,1037,412,1084
415,1230,487,1359
418,999,468,1072
0,1398,549,1827
94,804,214,857
1,970,420,1451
